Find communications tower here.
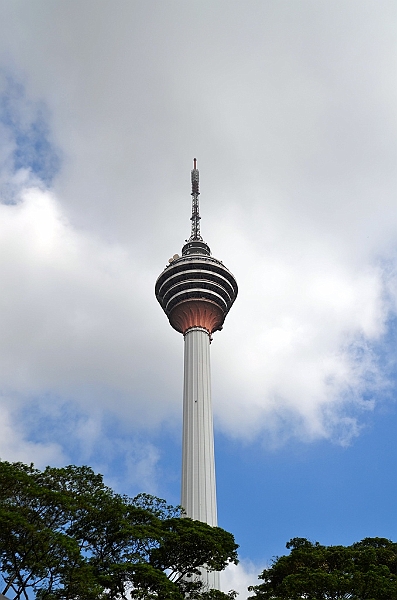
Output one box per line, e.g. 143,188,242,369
155,160,238,590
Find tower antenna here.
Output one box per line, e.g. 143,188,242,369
190,158,202,241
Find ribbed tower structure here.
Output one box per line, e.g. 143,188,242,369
155,160,238,591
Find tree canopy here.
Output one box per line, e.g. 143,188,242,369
248,536,397,600
0,461,238,600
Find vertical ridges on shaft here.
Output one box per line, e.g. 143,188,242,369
190,158,202,241
182,327,220,590
182,327,217,525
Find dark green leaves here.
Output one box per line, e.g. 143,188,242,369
248,537,397,600
0,461,238,600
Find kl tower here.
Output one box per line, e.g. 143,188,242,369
155,159,238,590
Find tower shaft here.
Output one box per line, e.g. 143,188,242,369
182,327,217,524
182,326,220,590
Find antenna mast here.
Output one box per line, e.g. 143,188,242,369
190,158,202,241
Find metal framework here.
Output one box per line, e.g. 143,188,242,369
190,158,202,241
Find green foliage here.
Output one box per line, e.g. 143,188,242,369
0,461,238,599
248,536,397,600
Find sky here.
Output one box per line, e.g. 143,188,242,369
0,1,396,597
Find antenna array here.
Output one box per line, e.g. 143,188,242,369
190,158,202,241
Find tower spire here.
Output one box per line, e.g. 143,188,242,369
190,158,202,241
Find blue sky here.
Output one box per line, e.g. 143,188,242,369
0,2,396,597
0,76,60,185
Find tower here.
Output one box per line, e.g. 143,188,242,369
155,160,238,590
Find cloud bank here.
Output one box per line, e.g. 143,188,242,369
0,2,395,471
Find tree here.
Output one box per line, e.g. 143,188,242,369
248,536,397,600
0,461,238,599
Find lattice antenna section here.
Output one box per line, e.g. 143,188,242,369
190,158,202,241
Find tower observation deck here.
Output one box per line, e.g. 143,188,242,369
155,160,238,591
156,159,237,336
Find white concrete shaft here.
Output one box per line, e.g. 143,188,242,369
181,326,220,590
182,327,217,523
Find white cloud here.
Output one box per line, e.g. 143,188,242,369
0,183,182,427
0,400,65,468
122,441,161,495
221,560,261,599
211,213,390,444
